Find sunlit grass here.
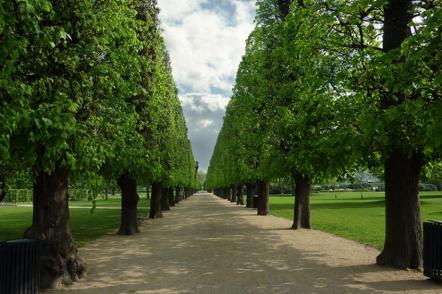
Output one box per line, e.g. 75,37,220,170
0,195,150,246
269,191,442,249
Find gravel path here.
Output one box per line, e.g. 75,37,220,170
50,192,441,293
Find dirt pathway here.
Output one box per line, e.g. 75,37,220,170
50,192,441,293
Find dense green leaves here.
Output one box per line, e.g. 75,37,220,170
207,0,442,190
0,0,197,191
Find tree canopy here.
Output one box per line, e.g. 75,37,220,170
207,0,442,269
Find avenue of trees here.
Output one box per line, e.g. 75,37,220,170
207,0,442,270
0,0,198,289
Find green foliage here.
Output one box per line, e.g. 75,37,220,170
207,0,442,191
1,0,197,197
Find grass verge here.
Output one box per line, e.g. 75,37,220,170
269,191,442,249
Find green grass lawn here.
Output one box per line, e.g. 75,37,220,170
69,193,149,208
269,191,442,249
0,196,150,246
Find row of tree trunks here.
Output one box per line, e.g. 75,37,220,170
24,162,86,289
150,182,163,218
245,183,254,208
236,185,244,205
169,188,175,207
175,187,182,204
118,173,140,235
22,161,189,290
161,187,170,211
213,182,260,210
256,180,269,215
230,185,237,203
292,174,311,229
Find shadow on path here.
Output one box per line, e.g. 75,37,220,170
50,193,441,294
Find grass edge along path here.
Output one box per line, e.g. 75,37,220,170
0,204,149,247
269,191,442,250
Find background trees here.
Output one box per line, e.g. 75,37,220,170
207,0,442,269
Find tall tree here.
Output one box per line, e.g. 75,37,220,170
1,0,142,288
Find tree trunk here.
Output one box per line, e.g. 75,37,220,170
256,180,269,216
0,174,6,202
175,187,181,204
24,163,86,289
161,187,170,211
146,186,150,200
236,185,244,205
292,174,311,229
149,182,162,218
375,0,423,270
117,173,140,235
245,183,254,208
377,150,424,269
169,188,175,207
230,186,236,203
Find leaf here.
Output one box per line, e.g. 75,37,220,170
42,117,53,127
41,1,52,13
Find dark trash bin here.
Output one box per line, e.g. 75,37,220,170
424,221,442,281
0,239,40,294
252,195,259,209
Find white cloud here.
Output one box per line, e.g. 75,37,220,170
180,93,230,113
157,0,256,169
159,0,255,94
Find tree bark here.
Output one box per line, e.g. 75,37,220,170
223,188,229,200
377,150,424,269
376,0,423,270
117,173,140,235
169,188,175,207
149,182,163,218
24,163,86,289
245,183,254,208
161,187,170,211
175,187,181,204
230,186,237,203
292,174,311,229
256,180,269,216
236,184,244,205
0,174,6,202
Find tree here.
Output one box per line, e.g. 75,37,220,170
1,0,143,288
208,0,442,269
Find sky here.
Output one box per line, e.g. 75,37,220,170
157,0,256,171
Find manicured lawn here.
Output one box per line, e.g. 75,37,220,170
0,201,149,246
69,192,149,208
269,191,442,249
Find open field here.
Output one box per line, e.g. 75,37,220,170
0,198,149,246
269,191,442,249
